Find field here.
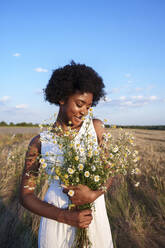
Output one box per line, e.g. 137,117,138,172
0,127,165,248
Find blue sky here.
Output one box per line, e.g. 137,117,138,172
1,0,165,125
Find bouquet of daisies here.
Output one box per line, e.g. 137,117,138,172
36,112,140,248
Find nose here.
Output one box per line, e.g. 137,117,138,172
80,107,88,116
80,110,84,115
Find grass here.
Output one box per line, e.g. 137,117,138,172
0,128,165,248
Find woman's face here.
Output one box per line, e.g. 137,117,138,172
59,92,93,128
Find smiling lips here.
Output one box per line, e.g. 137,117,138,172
74,116,83,121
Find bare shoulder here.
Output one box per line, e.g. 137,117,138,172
25,135,41,172
28,135,41,150
26,135,41,158
93,119,105,144
93,118,104,130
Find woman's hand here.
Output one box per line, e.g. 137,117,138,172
62,184,97,205
59,208,93,228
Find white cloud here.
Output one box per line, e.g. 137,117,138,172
0,96,11,103
99,96,112,103
125,73,131,78
120,96,126,100
35,89,43,95
110,88,120,93
131,95,143,100
99,95,161,109
34,67,48,72
104,96,112,102
127,80,133,84
13,53,21,57
15,104,28,109
121,101,133,106
149,96,157,101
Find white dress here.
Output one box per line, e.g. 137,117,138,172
38,118,114,248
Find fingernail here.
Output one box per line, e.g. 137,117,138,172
61,184,67,188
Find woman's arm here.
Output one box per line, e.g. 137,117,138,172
19,135,92,228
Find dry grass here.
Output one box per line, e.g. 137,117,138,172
0,127,165,248
106,129,165,248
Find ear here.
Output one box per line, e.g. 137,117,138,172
59,100,65,105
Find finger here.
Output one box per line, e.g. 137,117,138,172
71,199,81,205
61,184,67,189
81,209,92,215
61,185,77,191
80,224,89,229
65,185,81,191
84,219,92,224
80,214,93,222
80,220,92,228
83,224,89,228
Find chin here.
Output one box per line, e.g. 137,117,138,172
71,116,83,127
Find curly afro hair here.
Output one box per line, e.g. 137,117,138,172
44,61,106,106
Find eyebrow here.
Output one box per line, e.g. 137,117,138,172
77,99,92,105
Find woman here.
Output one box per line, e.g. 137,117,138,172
20,61,114,248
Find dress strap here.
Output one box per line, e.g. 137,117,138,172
75,117,98,146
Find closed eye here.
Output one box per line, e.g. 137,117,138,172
76,100,92,109
76,103,83,108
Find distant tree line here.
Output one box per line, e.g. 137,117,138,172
0,121,165,130
0,121,38,127
104,124,165,130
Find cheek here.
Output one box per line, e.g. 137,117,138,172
70,105,79,114
64,106,77,118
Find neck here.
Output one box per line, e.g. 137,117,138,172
56,112,68,131
55,110,83,131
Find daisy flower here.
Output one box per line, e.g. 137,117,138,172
94,150,99,155
42,163,47,169
68,190,75,197
109,153,114,159
113,146,119,153
91,165,96,171
134,182,140,187
107,133,112,138
39,158,45,164
67,168,75,174
94,175,100,182
78,164,84,171
84,171,90,178
88,150,92,158
134,168,141,174
80,148,84,153
74,156,79,161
